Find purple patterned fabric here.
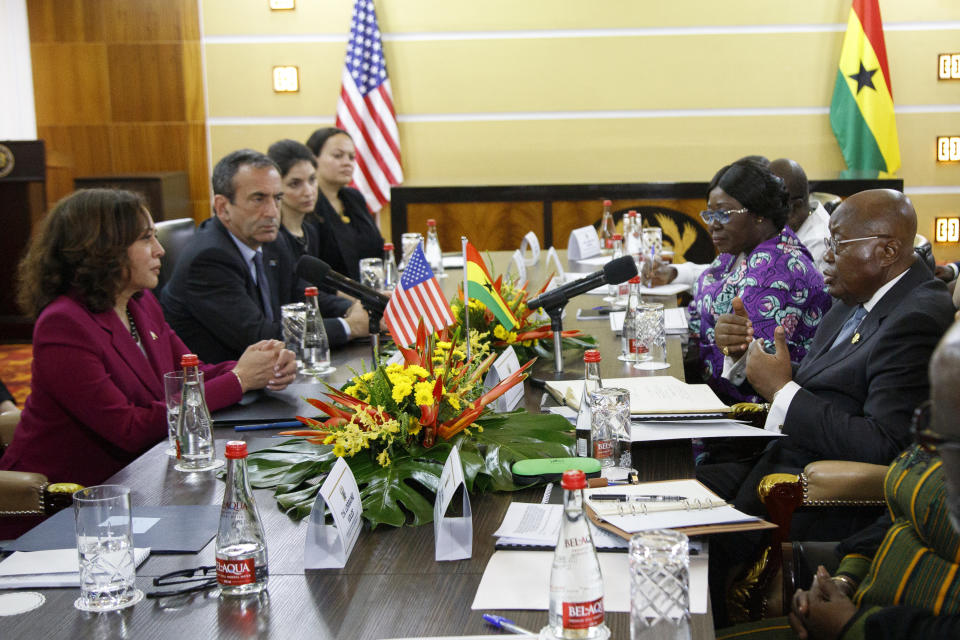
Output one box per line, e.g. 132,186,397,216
688,227,832,403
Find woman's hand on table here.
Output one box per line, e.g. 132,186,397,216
714,296,753,360
233,340,297,392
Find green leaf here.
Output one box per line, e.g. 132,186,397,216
246,412,575,528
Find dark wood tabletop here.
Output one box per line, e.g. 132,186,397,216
5,252,715,640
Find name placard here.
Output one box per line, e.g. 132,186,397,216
568,226,602,261
434,445,473,561
484,346,524,412
304,457,362,569
519,231,542,266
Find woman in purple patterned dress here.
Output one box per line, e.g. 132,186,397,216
688,159,832,403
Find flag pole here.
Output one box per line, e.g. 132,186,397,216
462,236,470,362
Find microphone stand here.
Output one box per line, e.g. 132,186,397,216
547,305,566,374
364,305,384,365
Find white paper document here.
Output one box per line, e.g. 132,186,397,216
494,503,629,550
441,255,465,269
576,255,612,267
547,376,730,415
0,548,150,589
586,479,758,534
472,550,708,615
630,419,784,442
640,283,691,296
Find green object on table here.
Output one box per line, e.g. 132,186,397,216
510,457,602,485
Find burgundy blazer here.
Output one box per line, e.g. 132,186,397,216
0,291,242,486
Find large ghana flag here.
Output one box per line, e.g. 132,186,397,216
830,0,901,177
464,241,518,330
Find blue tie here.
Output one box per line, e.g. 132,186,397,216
830,305,867,350
253,252,274,321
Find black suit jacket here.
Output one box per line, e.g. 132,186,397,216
309,187,384,281
160,217,347,363
776,261,955,466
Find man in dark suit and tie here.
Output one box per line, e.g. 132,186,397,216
700,189,955,529
161,149,368,363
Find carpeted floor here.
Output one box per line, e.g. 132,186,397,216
0,344,32,406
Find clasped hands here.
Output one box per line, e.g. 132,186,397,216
788,565,858,640
232,339,297,393
714,296,793,400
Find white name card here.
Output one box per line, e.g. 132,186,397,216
484,346,524,413
544,246,565,280
519,231,541,266
505,249,527,284
434,445,473,561
568,226,602,261
304,457,363,569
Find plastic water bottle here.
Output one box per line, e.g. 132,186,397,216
599,200,616,251
216,441,268,596
301,287,331,375
174,353,215,472
545,469,609,640
576,350,603,457
383,242,399,291
425,218,445,277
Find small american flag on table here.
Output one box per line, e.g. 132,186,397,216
383,244,454,347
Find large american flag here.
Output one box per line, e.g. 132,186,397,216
335,0,403,213
383,244,454,347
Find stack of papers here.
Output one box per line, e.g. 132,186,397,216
545,376,730,418
0,548,150,589
493,502,628,550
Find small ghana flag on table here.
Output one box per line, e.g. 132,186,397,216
830,0,901,177
464,241,518,330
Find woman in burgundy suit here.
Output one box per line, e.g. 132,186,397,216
0,189,296,487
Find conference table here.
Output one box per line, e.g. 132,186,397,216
6,252,716,639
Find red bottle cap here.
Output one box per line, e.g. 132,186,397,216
224,441,248,459
612,233,623,240
583,349,601,363
305,286,319,297
180,354,199,367
629,275,642,284
383,242,394,250
561,469,587,490
427,219,437,226
628,210,638,217
603,199,612,207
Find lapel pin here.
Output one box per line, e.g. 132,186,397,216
150,330,158,341
851,333,860,344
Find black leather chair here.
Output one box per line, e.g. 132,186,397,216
155,218,196,294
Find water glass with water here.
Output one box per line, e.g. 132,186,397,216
74,485,144,612
162,371,184,457
359,257,385,291
589,387,631,474
281,302,307,366
399,232,423,271
629,529,690,640
634,303,669,370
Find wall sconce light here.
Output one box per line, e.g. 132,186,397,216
269,0,295,10
937,136,960,163
272,66,299,93
939,53,960,79
935,217,960,243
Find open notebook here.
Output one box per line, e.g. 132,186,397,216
545,376,730,419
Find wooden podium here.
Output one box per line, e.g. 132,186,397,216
0,141,45,340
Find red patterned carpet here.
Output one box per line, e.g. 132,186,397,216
0,344,32,406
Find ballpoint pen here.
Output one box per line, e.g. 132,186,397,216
482,613,535,636
590,494,686,502
233,420,302,431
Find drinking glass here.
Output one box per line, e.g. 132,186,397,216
634,303,669,370
359,257,385,291
281,302,307,366
629,529,690,640
162,371,184,457
74,485,144,612
589,387,631,474
398,232,423,271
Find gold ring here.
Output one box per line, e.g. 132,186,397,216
722,346,730,356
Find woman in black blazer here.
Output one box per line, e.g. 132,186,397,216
305,127,385,281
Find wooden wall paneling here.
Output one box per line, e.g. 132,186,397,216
101,0,195,43
26,0,105,43
186,124,210,222
30,43,111,125
181,40,206,123
107,44,187,122
109,124,190,173
406,202,543,251
36,125,114,207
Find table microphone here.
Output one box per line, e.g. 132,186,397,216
526,255,637,311
294,255,389,315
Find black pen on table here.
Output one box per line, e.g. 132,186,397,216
590,494,687,502
233,420,302,432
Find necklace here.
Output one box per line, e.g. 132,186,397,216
126,308,140,344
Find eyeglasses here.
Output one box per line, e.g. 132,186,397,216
822,235,892,255
911,401,960,455
699,207,749,225
146,565,218,599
